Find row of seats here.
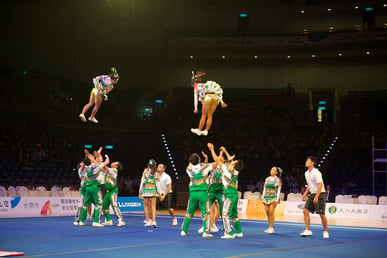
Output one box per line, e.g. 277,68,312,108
334,194,386,205
0,186,79,197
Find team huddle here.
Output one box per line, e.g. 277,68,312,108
74,147,125,227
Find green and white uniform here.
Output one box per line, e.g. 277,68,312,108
209,166,224,215
181,163,212,234
74,167,87,223
79,162,104,223
221,164,242,236
102,167,125,224
262,176,282,204
139,169,158,198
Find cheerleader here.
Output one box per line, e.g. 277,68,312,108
79,67,119,123
190,71,227,136
139,159,159,228
262,167,282,234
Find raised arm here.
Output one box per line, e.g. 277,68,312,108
201,151,208,164
193,85,199,113
207,143,222,168
219,146,235,161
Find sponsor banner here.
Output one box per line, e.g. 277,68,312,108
285,201,387,220
0,197,80,218
369,205,387,221
237,199,248,213
325,203,371,219
117,197,143,212
237,199,285,216
284,201,306,216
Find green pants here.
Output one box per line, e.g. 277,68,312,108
209,191,223,215
222,193,242,235
102,189,124,222
80,186,102,223
182,191,210,233
74,187,86,222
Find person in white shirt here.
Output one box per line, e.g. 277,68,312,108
300,156,329,239
156,164,178,226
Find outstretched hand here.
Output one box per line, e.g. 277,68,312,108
207,143,214,150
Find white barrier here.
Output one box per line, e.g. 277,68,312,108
0,196,144,218
0,197,80,218
285,201,387,221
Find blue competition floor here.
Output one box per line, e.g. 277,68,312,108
1,214,386,258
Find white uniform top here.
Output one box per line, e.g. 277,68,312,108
157,172,172,195
304,167,326,194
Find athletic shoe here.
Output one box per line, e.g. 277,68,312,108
200,130,208,136
234,233,244,238
202,232,213,238
102,220,113,226
172,218,178,226
117,220,126,227
197,227,204,233
210,224,219,232
300,230,313,237
152,221,158,228
264,228,274,234
92,222,104,227
79,222,86,226
144,221,153,227
180,231,187,236
88,117,98,123
323,231,329,239
191,128,201,136
79,114,87,122
221,234,235,239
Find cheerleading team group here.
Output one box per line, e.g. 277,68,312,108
74,69,329,240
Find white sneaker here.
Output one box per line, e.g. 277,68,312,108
102,220,113,226
144,221,153,227
234,233,244,238
264,228,274,234
200,130,208,136
92,222,104,227
79,222,86,226
79,114,87,122
73,221,79,226
172,218,178,226
323,231,329,239
191,128,201,136
180,231,187,236
300,230,313,237
221,234,235,239
152,221,157,228
88,117,98,123
210,225,219,232
197,227,204,234
117,220,126,227
202,232,213,238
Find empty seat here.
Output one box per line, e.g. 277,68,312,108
7,186,17,197
0,186,7,197
378,196,387,205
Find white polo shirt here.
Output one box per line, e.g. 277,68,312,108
158,172,172,195
305,167,326,194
